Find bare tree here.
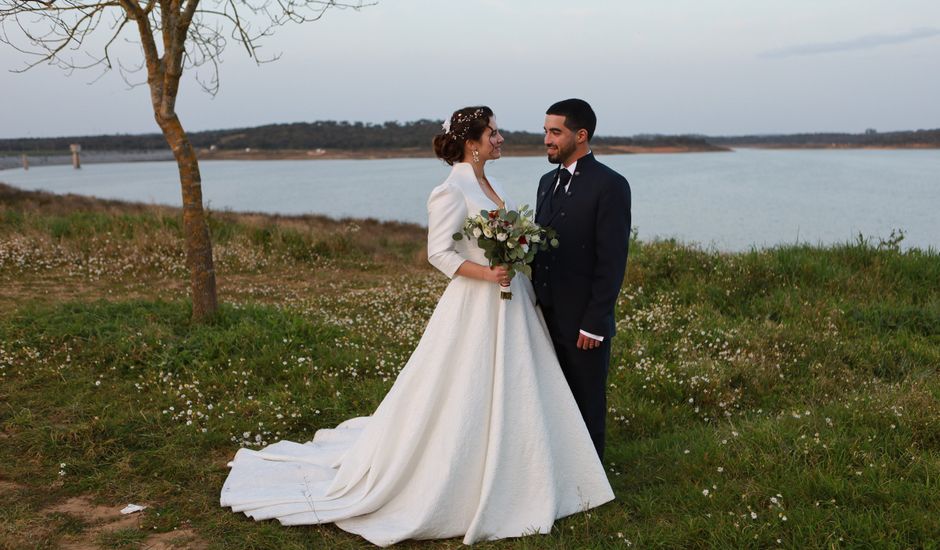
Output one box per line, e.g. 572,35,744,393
0,0,368,321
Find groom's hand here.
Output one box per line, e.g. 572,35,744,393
576,333,601,350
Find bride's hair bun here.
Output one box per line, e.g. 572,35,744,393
432,106,494,165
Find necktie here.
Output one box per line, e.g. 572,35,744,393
551,169,571,213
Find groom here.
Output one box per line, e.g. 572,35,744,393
533,99,631,460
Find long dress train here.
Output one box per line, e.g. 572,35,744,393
220,162,614,546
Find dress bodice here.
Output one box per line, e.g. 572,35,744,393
427,163,511,278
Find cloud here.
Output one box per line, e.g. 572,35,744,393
760,27,940,59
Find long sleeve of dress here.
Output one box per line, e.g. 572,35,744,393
426,182,467,279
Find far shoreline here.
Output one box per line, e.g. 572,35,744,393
0,144,727,171
194,143,730,162
3,142,938,171
722,143,940,151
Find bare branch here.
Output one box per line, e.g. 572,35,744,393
116,51,147,88
2,0,374,103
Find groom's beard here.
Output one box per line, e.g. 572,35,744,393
546,141,576,165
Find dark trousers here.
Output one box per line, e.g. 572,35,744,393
542,306,610,461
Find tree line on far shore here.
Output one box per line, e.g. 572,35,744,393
709,128,940,147
0,120,721,154
3,122,938,155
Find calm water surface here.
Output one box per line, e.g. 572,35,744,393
2,149,937,251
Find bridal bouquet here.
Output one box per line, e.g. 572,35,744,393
453,205,559,300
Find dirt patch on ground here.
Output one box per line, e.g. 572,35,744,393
0,479,25,493
140,527,207,549
47,496,141,549
43,496,208,550
46,496,136,526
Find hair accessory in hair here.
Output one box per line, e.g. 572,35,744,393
445,108,487,140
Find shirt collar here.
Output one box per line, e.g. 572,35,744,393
562,149,591,173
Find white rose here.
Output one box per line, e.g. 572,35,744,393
473,227,482,238
497,232,508,242
483,227,494,238
530,234,541,243
507,240,515,248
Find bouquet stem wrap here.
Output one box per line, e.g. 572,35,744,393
499,282,512,300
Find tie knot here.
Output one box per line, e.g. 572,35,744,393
558,169,572,187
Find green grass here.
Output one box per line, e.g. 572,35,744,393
1,184,939,548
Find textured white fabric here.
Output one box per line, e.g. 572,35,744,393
220,162,615,546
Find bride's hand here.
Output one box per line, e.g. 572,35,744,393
485,265,511,286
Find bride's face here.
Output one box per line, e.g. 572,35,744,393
471,117,504,162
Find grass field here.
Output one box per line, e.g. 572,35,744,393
1,182,938,549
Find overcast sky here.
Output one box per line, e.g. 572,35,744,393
2,0,939,139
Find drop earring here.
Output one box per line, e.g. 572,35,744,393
472,149,480,164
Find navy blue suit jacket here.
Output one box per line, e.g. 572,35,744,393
532,153,631,339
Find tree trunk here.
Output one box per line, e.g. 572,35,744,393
158,113,219,321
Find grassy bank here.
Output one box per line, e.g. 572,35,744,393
1,183,939,548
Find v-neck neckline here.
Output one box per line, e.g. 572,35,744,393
453,162,505,209
481,180,505,209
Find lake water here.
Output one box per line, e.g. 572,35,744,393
2,149,937,251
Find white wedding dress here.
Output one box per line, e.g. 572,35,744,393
220,162,614,546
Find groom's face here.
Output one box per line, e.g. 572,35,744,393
544,114,578,165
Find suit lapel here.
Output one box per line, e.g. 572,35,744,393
536,168,560,223
559,152,595,211
537,153,597,225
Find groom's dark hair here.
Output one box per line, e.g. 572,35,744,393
546,99,597,141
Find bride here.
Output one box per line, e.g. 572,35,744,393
220,106,614,546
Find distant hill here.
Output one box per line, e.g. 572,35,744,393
0,120,722,154
708,128,940,148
